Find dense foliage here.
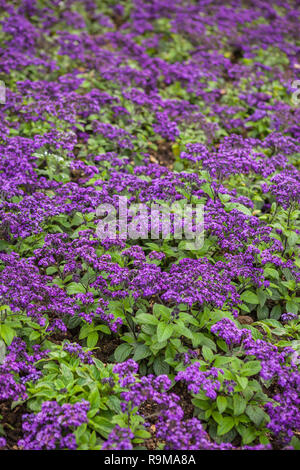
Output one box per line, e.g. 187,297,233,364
0,0,299,451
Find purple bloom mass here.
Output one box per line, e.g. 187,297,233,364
18,401,89,450
0,0,299,452
0,437,6,448
211,318,251,347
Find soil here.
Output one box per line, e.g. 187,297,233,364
172,382,194,420
149,140,175,169
93,335,121,363
237,315,254,325
51,321,122,364
137,382,195,450
139,400,163,450
145,424,160,450
48,325,80,344
0,402,26,450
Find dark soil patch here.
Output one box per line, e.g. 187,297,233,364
70,168,87,182
138,383,194,450
0,402,27,450
150,140,175,169
145,426,160,450
94,335,121,363
112,15,127,29
237,315,254,325
230,45,244,64
139,400,163,450
172,382,194,420
48,325,80,344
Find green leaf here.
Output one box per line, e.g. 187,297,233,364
216,396,227,413
270,305,281,320
192,398,210,410
134,429,151,439
263,268,279,280
0,324,16,345
114,343,132,362
290,436,300,450
213,356,233,368
66,282,86,295
238,425,257,445
245,405,267,426
88,387,101,409
135,313,158,325
248,325,264,340
257,289,267,307
240,303,250,313
157,323,174,342
259,434,270,446
241,361,261,377
0,339,6,364
201,182,214,199
96,325,111,335
29,330,41,342
191,333,216,350
212,411,223,424
174,324,193,340
90,416,114,438
288,232,299,248
257,305,269,320
87,331,98,348
153,303,172,320
236,376,248,390
286,301,298,314
79,324,92,339
224,202,252,216
46,266,58,275
202,346,214,363
107,396,121,414
60,364,73,382
133,344,151,361
153,356,169,375
240,291,259,304
233,395,247,415
217,417,235,436
67,315,82,329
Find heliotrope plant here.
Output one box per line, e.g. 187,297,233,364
0,0,299,451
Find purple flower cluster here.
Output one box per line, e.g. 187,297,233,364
18,400,90,450
211,318,251,347
262,170,300,209
0,437,6,448
281,313,298,323
62,341,93,365
111,359,223,449
111,359,272,450
102,425,134,450
0,338,48,402
175,365,223,399
211,319,300,444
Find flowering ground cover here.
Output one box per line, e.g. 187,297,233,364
0,0,299,451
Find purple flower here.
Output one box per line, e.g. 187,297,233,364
102,425,134,450
211,318,250,347
0,437,6,448
63,341,94,364
18,401,89,450
281,313,298,323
